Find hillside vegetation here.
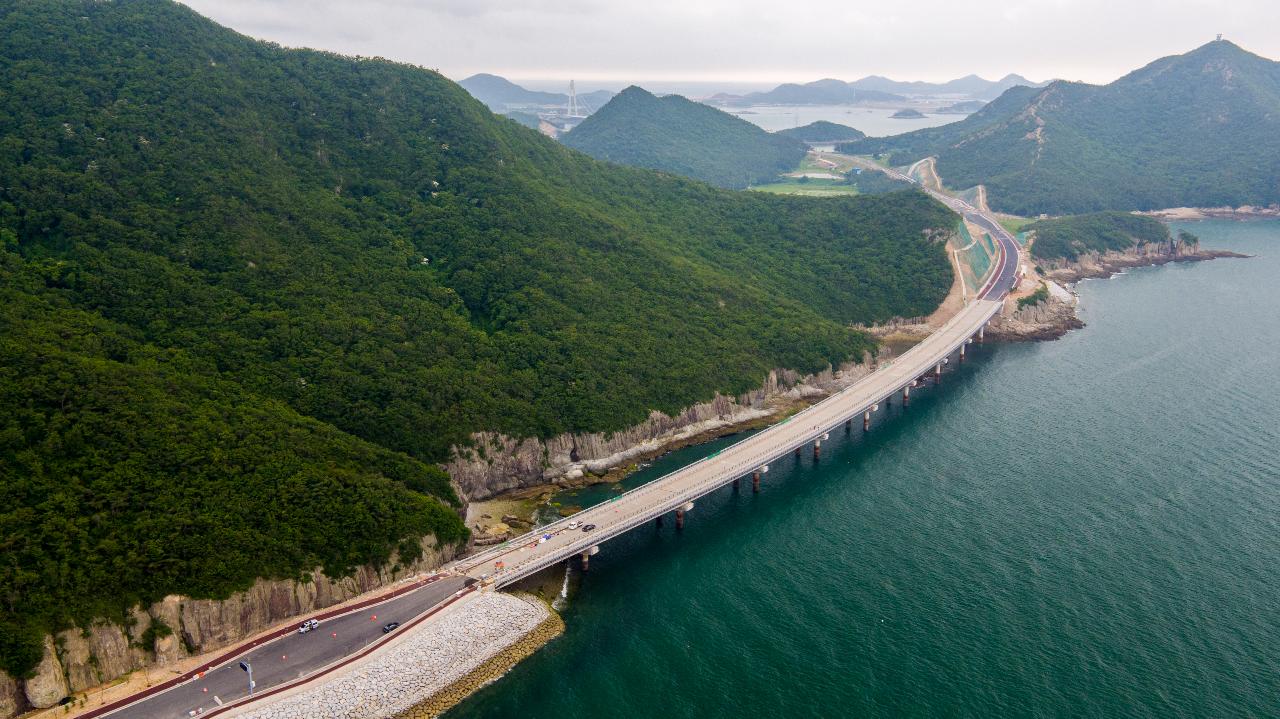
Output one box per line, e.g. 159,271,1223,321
0,0,957,674
777,121,866,143
563,87,809,188
840,41,1280,214
1026,212,1182,262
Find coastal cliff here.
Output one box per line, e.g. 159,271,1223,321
445,360,877,503
2,537,460,716
1039,242,1245,283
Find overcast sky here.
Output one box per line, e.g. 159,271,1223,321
181,0,1280,92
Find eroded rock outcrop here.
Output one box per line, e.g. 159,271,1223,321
23,635,69,709
446,361,875,501
0,671,26,718
12,535,461,713
1039,243,1245,284
988,294,1085,342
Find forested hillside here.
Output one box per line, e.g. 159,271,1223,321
840,41,1280,214
1025,212,1188,262
777,121,866,143
563,87,809,188
0,0,956,675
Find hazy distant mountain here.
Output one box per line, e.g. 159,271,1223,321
776,121,866,143
706,79,906,106
936,100,986,114
459,73,613,111
707,79,902,105
564,86,808,188
850,73,1043,100
840,41,1280,214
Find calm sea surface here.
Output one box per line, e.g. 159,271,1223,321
451,220,1280,718
729,104,959,136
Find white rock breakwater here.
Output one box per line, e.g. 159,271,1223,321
225,592,553,719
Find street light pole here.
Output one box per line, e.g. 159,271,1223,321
239,661,255,696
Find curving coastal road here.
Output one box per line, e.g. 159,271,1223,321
456,175,1022,586
92,166,1020,719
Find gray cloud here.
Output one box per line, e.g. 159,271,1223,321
181,0,1280,91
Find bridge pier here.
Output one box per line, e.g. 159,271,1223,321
794,446,802,458
978,326,985,343
733,477,740,492
864,409,871,431
655,515,664,528
961,340,968,362
935,362,943,379
752,470,761,493
845,418,852,433
580,552,590,572
903,383,912,407
675,509,685,531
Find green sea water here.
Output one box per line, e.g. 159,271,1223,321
451,220,1280,718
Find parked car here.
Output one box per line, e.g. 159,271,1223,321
382,622,400,634
297,618,319,634
582,524,596,532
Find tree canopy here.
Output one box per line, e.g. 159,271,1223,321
0,0,957,675
563,86,809,188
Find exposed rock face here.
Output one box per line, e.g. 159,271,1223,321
1040,243,1245,283
446,361,874,501
988,294,1084,342
23,635,69,709
0,670,26,719
15,535,460,709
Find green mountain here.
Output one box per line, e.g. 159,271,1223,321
777,121,866,143
0,0,956,674
1025,212,1187,263
563,87,809,188
840,41,1280,215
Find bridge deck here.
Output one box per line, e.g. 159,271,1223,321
461,298,1003,585
460,171,1022,587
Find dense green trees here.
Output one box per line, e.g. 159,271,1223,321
840,41,1280,214
1025,212,1175,262
563,87,809,188
777,121,866,143
0,0,957,675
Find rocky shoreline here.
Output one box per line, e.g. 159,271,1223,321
0,537,461,718
1042,248,1247,284
392,610,564,718
446,356,894,504
222,593,557,719
1140,205,1280,221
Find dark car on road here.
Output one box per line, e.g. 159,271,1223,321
582,524,596,532
382,621,400,633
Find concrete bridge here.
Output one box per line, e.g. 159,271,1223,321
93,172,1021,719
458,182,1021,586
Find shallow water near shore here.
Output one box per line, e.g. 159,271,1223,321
449,220,1280,718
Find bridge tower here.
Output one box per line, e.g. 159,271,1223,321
568,80,580,117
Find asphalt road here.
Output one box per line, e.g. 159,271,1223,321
459,301,1004,586
101,576,469,719
458,163,1022,588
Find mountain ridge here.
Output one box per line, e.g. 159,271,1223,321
839,40,1280,214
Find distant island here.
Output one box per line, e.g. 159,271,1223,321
891,108,927,119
